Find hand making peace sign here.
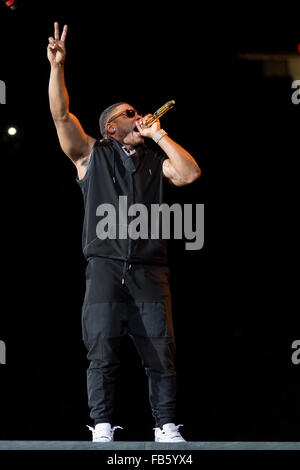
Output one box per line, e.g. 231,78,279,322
47,22,68,66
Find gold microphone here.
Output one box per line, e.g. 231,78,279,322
143,100,175,128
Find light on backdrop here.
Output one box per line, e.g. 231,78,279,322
1,0,17,10
8,127,17,136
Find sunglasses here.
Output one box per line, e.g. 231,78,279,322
107,108,140,123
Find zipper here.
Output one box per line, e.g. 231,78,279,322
121,172,134,284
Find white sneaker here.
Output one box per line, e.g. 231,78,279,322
154,423,186,442
87,423,123,442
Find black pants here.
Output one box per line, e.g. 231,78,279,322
81,257,177,428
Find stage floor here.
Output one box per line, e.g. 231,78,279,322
0,441,300,450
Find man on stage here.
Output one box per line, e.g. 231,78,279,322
48,22,201,442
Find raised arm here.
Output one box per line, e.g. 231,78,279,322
48,22,96,174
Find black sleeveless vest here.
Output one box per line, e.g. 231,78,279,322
76,137,168,265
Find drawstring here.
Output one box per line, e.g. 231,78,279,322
113,153,116,183
121,261,127,284
121,261,131,285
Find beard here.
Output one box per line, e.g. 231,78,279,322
122,128,144,148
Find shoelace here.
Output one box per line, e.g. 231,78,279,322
153,424,183,439
87,425,123,440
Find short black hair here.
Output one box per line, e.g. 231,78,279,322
99,102,127,137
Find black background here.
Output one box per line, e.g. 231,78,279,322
0,0,298,442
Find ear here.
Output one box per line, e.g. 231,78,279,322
107,123,116,135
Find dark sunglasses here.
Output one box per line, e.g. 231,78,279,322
108,108,140,123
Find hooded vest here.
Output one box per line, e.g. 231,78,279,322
76,137,168,272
